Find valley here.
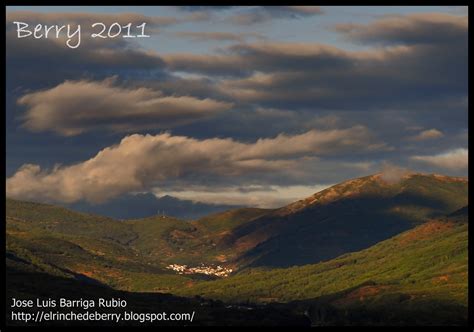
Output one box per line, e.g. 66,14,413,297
5,172,468,325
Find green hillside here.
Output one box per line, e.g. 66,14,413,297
5,173,469,325
6,200,194,292
5,200,308,325
175,212,468,325
193,208,272,233
6,198,136,242
120,208,271,266
5,200,272,291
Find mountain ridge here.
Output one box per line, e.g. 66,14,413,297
5,172,468,325
220,173,468,267
6,172,468,270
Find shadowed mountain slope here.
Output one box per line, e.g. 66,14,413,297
220,173,467,267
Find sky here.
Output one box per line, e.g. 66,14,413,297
5,6,468,209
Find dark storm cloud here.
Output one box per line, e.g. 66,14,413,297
173,31,263,43
6,11,173,91
6,11,178,33
176,6,322,25
7,34,165,73
163,43,354,78
334,13,467,45
178,6,234,12
160,12,466,112
230,6,323,25
159,42,405,79
165,40,466,112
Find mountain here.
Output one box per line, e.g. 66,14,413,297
177,210,468,325
6,173,468,271
7,200,467,325
6,198,208,293
447,205,468,221
5,199,268,290
219,173,467,268
123,207,273,266
68,193,241,220
5,199,308,325
5,172,468,325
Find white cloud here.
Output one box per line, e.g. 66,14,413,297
6,127,385,204
155,184,331,208
409,128,444,141
379,162,412,184
411,148,468,170
18,78,233,136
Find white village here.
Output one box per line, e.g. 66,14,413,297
166,263,233,278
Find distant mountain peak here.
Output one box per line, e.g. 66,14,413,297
275,172,467,217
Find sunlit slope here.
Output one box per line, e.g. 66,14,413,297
122,208,273,266
193,208,272,233
6,198,136,242
6,199,193,292
5,199,272,290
